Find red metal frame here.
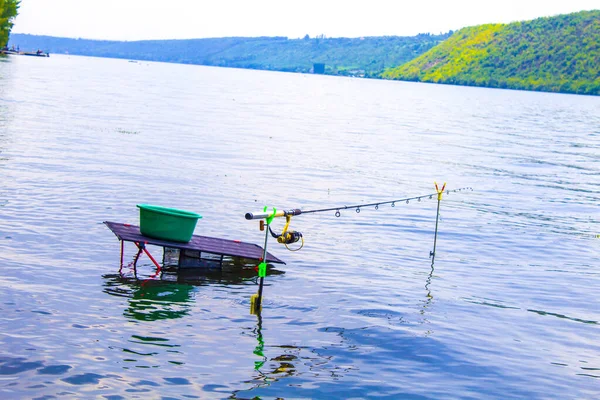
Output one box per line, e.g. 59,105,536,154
118,240,162,278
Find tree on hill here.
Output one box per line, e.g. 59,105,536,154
0,0,20,48
382,10,600,96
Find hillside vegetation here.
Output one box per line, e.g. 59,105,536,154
382,10,600,95
9,33,450,76
0,0,19,47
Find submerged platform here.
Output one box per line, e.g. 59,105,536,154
104,221,285,267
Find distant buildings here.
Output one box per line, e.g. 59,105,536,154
313,63,325,74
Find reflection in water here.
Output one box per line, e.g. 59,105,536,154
0,57,13,167
106,250,285,322
103,271,306,395
106,249,285,315
251,315,298,377
103,274,194,321
420,262,435,335
425,262,435,299
102,275,189,369
231,313,305,398
103,262,284,322
129,283,193,322
253,314,266,370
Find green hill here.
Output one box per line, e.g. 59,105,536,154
8,33,450,76
382,10,600,95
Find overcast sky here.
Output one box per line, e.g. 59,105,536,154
11,0,600,41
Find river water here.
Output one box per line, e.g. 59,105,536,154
0,54,598,399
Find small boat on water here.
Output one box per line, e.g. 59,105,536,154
21,51,50,57
1,48,50,57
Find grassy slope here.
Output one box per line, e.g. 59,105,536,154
382,10,600,95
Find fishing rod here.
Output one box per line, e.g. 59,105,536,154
246,184,473,314
245,186,473,220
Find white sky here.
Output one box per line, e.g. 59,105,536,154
11,0,600,41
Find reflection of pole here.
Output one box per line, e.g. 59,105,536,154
425,263,434,300
420,262,435,336
253,313,266,370
430,182,445,265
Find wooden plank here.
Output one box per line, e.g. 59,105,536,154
104,221,285,264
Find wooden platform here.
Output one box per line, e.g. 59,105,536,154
104,221,285,265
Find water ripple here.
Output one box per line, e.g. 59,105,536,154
0,55,598,399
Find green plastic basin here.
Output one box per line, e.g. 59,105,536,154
137,204,202,243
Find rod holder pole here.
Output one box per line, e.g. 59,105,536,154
430,182,445,263
252,223,271,315
430,196,442,262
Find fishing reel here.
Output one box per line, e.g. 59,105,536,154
275,230,303,245
268,215,304,251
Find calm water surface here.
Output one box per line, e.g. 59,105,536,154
0,54,599,399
